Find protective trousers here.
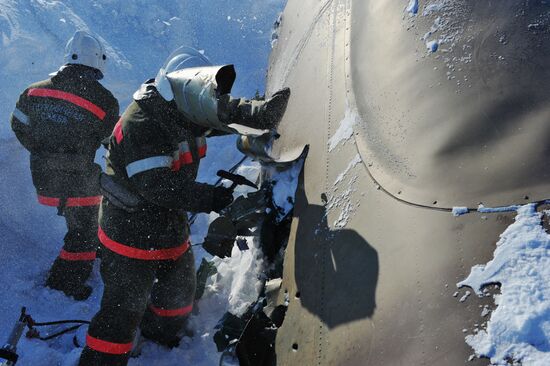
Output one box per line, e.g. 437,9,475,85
78,247,196,366
46,206,99,299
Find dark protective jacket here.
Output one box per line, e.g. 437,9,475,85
10,65,119,203
98,81,216,256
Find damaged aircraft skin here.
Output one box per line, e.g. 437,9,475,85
264,0,550,365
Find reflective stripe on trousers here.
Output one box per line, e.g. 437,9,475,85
149,304,193,317
85,334,133,355
98,227,190,261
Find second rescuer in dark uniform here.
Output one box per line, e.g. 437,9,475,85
79,47,290,365
10,31,119,300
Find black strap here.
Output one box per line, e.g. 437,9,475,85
31,319,90,327
37,324,85,341
25,319,90,343
99,173,144,212
0,348,18,364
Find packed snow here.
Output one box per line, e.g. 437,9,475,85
328,104,358,152
328,175,360,229
209,237,265,317
478,204,521,214
0,1,286,365
326,154,363,229
333,154,362,186
406,0,419,15
459,204,550,365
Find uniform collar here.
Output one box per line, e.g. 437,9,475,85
51,64,104,81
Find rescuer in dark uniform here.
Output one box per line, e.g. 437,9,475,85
10,31,119,301
78,47,289,365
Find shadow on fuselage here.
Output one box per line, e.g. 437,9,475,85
292,175,379,329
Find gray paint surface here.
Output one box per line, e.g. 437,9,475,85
265,0,549,365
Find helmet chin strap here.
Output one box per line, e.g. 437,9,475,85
155,68,175,101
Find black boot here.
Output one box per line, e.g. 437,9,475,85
46,259,93,300
46,274,93,301
140,328,181,349
140,308,193,348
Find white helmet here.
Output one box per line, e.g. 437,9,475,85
64,31,107,75
155,46,212,101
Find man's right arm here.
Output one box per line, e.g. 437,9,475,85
10,90,36,152
216,87,291,131
120,121,232,213
129,166,221,213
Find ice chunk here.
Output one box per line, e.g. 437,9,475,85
452,206,468,216
426,39,439,52
406,0,419,15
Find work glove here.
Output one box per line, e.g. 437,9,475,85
262,87,291,127
211,186,234,213
269,87,291,104
217,87,291,130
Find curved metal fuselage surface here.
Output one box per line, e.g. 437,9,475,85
265,0,549,365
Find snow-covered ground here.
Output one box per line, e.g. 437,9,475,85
0,1,285,365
